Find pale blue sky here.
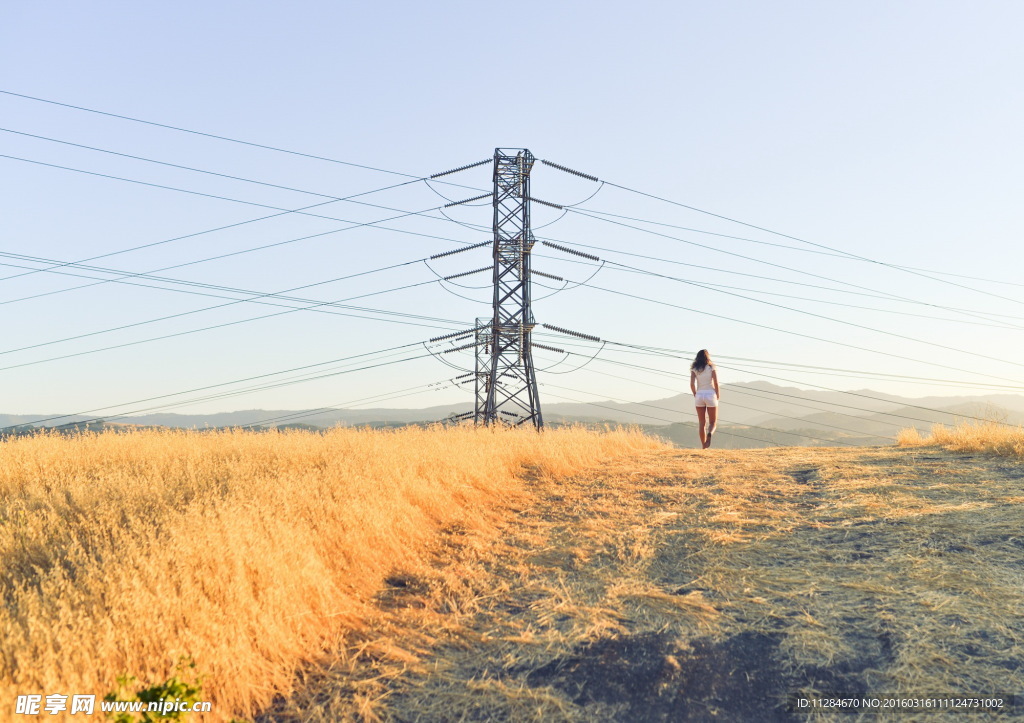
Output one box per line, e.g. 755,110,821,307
1,1,1023,417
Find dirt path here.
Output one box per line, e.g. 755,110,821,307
258,446,1024,722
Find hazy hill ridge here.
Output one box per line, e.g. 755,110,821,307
4,382,1022,434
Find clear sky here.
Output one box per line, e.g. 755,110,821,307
2,1,1023,419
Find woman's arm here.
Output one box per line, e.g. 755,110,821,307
690,370,697,396
712,369,720,399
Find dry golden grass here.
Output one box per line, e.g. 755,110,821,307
898,421,1024,457
265,444,1024,721
0,425,664,721
6,425,1022,721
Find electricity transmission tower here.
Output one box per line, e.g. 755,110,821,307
481,148,543,428
473,316,491,424
433,148,564,429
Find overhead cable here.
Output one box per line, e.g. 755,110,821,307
0,339,437,432
593,175,1024,309
0,89,485,192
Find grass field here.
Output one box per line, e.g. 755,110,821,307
899,421,1024,458
2,424,1022,721
0,425,662,721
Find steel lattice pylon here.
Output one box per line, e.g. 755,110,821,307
481,148,542,428
473,316,492,424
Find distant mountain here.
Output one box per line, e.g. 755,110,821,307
4,383,1022,448
0,405,478,430
747,401,1024,438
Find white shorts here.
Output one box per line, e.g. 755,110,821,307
695,390,718,408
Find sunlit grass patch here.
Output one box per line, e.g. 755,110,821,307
899,421,1024,457
0,425,663,721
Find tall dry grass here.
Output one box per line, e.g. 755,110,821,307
0,425,664,720
897,421,1024,457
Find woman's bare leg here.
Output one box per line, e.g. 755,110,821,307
696,406,708,448
706,407,718,448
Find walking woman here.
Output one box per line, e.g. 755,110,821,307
689,349,720,449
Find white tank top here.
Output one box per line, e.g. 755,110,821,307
694,365,715,392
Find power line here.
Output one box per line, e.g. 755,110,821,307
558,244,1024,327
677,286,1022,330
570,336,1024,391
437,209,1023,328
19,149,996,365
0,154,498,312
536,237,1024,322
0,198,477,309
0,128,502,287
719,361,1020,427
1,339,442,432
562,206,1011,330
0,126,389,202
0,254,465,329
544,381,864,448
39,351,438,431
570,205,1024,291
9,186,1016,357
575,280,1024,385
0,153,478,233
0,274,454,374
593,258,1024,370
559,350,933,431
4,96,1015,426
536,353,895,439
536,327,1019,427
0,254,454,358
0,198,349,285
99,353,437,423
598,338,1018,427
537,231,1024,326
131,350,444,418
0,89,487,193
0,184,465,297
242,379,466,429
0,263,463,338
540,385,846,447
540,249,1023,332
720,385,922,431
573,169,1024,309
9,101,1014,331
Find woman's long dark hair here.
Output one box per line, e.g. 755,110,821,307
691,349,713,372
